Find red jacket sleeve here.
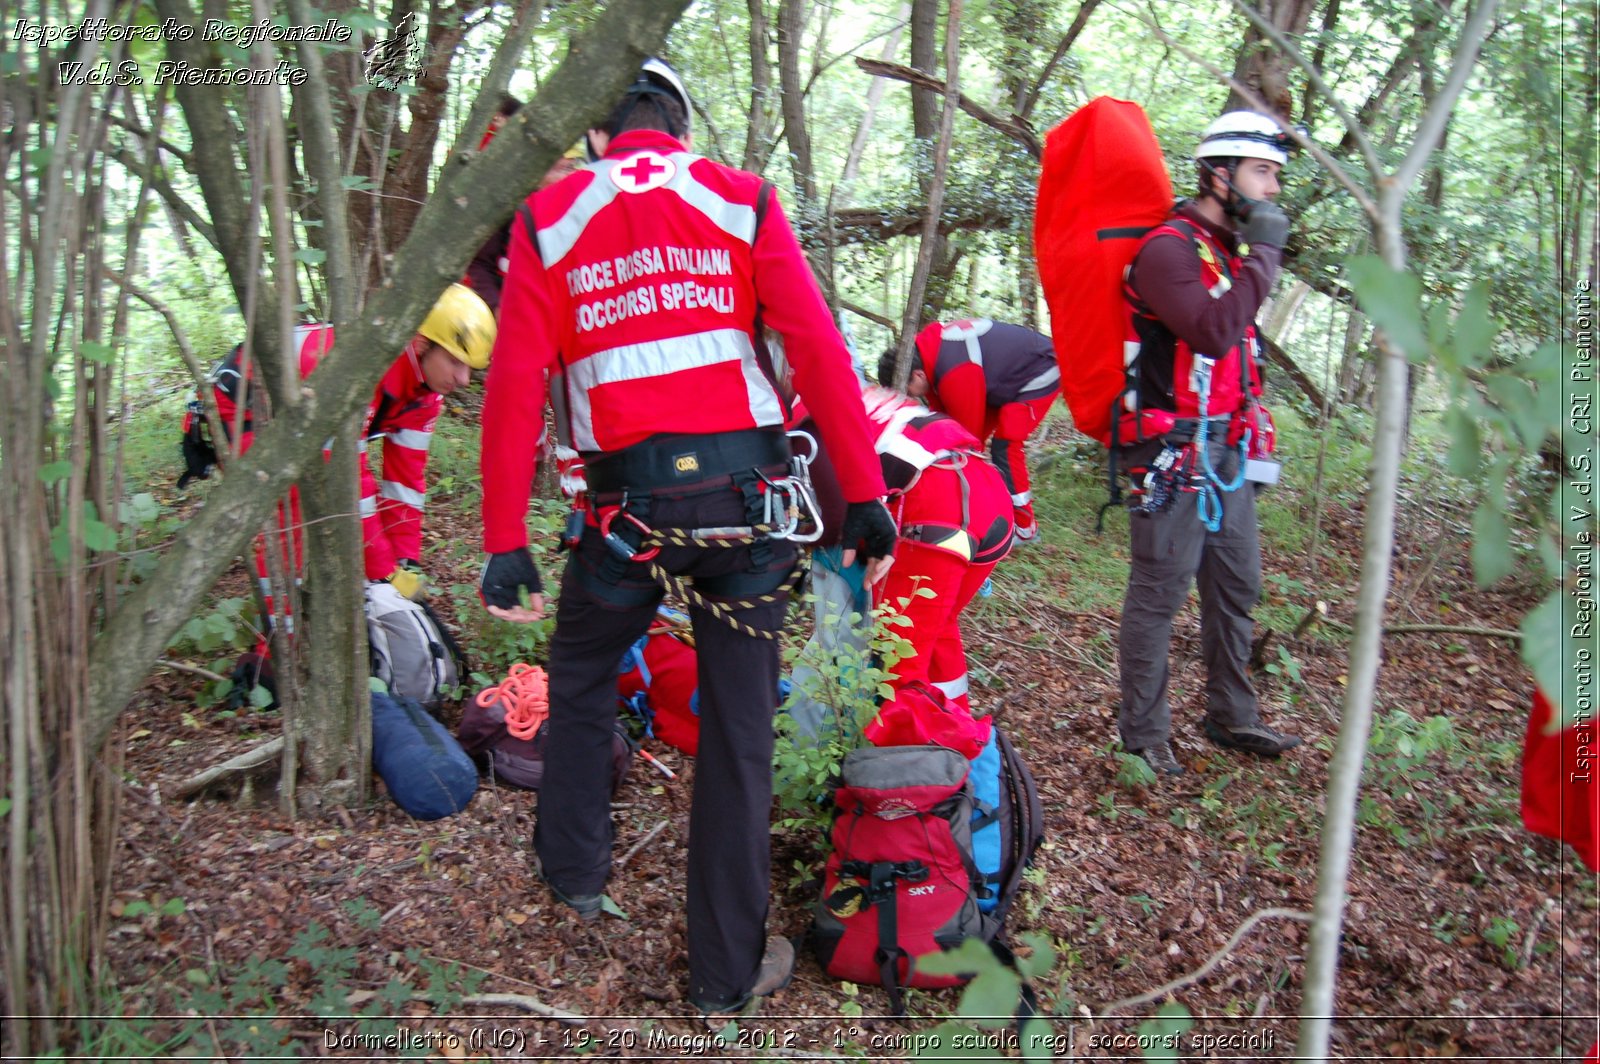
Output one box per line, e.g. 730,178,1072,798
752,191,885,503
480,195,556,553
932,361,990,442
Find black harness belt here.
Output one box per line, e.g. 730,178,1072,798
585,429,790,495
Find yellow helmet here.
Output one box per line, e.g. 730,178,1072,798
419,283,495,370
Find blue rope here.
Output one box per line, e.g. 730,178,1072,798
1191,360,1250,532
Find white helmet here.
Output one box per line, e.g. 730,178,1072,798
1195,111,1291,165
628,56,692,137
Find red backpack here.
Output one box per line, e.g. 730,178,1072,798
1034,97,1173,445
616,624,702,756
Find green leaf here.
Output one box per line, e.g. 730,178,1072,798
1013,931,1056,980
958,967,1022,1028
123,900,153,917
913,937,998,978
339,175,377,191
1469,501,1514,587
1521,591,1571,729
368,676,388,693
1484,374,1550,450
248,685,275,710
293,247,327,265
121,492,162,526
28,146,53,173
81,341,115,365
38,461,74,485
598,894,628,920
0,797,11,818
184,968,210,986
1137,1001,1194,1062
1443,407,1481,479
1345,256,1427,361
82,519,117,553
1451,283,1498,368
1018,1018,1064,1061
161,897,187,916
912,1022,1004,1060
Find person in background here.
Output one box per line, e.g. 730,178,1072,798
203,285,495,699
879,318,1059,541
1115,111,1301,777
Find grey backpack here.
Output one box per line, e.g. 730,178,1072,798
364,582,465,713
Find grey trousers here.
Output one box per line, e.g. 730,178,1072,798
1117,441,1262,751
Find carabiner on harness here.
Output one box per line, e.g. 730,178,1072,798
756,430,823,544
598,502,661,562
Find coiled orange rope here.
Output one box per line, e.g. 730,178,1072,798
474,662,549,740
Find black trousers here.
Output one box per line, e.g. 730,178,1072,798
534,475,796,1008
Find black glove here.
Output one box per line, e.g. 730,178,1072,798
479,549,543,609
1238,199,1290,250
840,500,897,561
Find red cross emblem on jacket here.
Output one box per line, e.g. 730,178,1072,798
611,150,675,193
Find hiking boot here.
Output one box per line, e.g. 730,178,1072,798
1203,718,1302,758
1132,741,1185,777
692,936,796,1019
531,855,603,922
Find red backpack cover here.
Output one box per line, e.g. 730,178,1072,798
616,628,701,756
1034,97,1173,445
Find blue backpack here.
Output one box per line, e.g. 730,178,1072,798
967,728,1043,915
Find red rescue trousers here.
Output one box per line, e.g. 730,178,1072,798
989,392,1056,536
875,458,1013,714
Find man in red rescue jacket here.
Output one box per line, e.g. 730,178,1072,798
477,58,896,1018
197,287,494,694
1116,111,1301,776
879,318,1059,540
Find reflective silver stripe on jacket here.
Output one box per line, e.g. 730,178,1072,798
1020,363,1061,394
537,152,757,269
565,329,782,451
359,495,379,517
380,481,426,509
873,403,946,472
385,428,433,451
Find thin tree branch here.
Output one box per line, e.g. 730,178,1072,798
446,0,545,166
1138,8,1377,221
103,270,227,451
893,0,961,384
840,299,899,334
155,659,228,683
1220,0,1384,182
1018,0,1103,121
855,56,1040,158
1097,908,1312,1017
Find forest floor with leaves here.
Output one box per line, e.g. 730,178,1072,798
109,410,1597,1061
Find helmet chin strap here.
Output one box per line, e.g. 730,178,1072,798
1199,157,1261,222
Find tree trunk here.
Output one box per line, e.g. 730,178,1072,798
776,0,817,205
742,0,775,173
1294,3,1501,1056
1224,0,1317,117
893,0,960,385
291,0,371,804
839,4,909,195
86,0,695,757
